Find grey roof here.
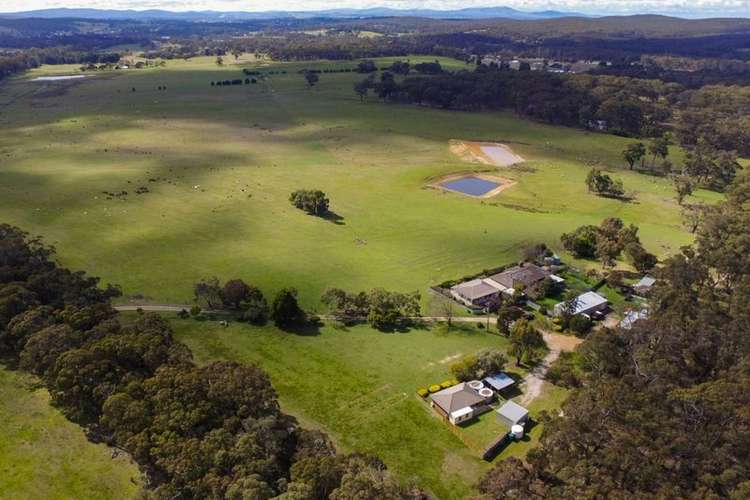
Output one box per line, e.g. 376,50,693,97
563,291,608,315
635,276,656,289
452,279,499,301
488,264,549,290
497,400,529,423
483,373,515,391
432,383,485,414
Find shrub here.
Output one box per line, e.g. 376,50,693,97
417,388,429,398
428,384,441,393
189,305,202,317
440,380,453,389
569,314,593,336
177,309,189,319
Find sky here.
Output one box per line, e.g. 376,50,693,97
0,0,748,17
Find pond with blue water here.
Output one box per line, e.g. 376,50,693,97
440,176,501,196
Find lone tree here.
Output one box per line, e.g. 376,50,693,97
222,279,251,310
194,277,223,309
215,56,224,66
623,142,646,170
586,168,625,198
290,190,329,216
674,176,694,205
271,288,306,327
648,136,670,168
508,319,545,366
304,71,319,88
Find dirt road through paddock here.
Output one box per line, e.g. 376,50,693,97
519,331,583,405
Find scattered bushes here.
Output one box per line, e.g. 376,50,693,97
417,388,429,398
451,350,508,382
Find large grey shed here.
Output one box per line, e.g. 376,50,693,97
496,400,529,428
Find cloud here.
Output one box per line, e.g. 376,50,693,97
0,0,748,17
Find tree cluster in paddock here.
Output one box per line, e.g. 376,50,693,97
289,189,330,216
561,217,657,272
0,224,422,499
321,288,421,330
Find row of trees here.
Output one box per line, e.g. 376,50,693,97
321,288,420,330
479,171,750,500
193,277,308,328
561,218,658,271
0,223,420,498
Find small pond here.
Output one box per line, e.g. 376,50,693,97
440,176,500,196
32,75,87,82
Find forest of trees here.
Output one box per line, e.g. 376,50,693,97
0,224,422,499
478,172,750,499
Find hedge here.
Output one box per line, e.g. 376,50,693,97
417,388,428,398
428,384,441,393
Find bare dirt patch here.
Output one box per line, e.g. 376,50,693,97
450,140,524,167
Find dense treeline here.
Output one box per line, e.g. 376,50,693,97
359,68,674,137
0,48,121,81
478,173,750,499
0,224,421,499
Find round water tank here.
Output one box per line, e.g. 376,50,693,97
478,388,494,399
511,424,525,440
468,380,483,390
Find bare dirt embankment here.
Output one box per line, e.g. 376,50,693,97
450,140,524,167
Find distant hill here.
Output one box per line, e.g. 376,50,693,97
0,6,585,22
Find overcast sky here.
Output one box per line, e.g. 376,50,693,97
1,0,748,17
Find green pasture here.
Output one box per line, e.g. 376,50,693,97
0,55,717,308
0,366,142,499
170,316,547,499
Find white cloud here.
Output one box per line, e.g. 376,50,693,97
0,0,748,17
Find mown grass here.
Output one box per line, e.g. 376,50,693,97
0,55,717,309
0,366,142,499
171,317,528,499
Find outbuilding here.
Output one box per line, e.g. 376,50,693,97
496,400,530,428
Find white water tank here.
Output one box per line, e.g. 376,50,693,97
511,424,525,440
468,380,484,391
478,388,494,400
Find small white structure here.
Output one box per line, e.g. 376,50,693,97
554,291,608,317
511,424,525,440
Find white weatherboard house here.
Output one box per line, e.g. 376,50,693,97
430,382,494,425
554,291,608,317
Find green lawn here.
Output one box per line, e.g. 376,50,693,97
172,317,516,499
0,366,142,499
0,55,717,309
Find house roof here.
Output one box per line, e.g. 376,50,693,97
487,264,549,290
483,373,515,391
451,279,499,301
497,400,529,423
556,291,608,315
635,276,656,289
432,383,485,414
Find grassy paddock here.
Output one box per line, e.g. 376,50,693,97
170,317,524,499
0,55,716,308
0,366,142,499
